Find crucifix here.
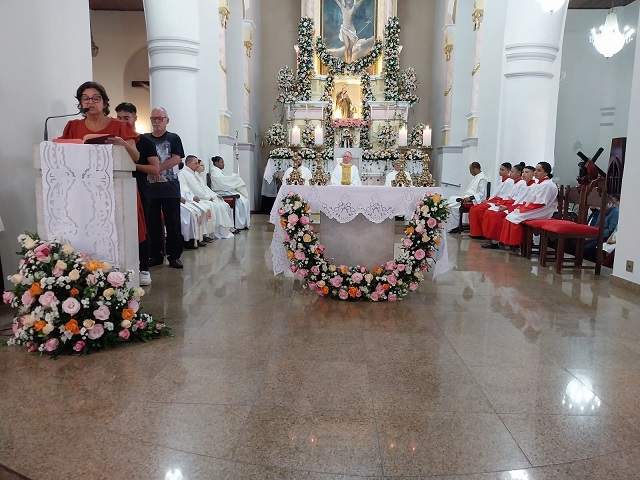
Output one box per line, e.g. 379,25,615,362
576,147,606,185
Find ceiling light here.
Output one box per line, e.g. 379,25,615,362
590,9,635,59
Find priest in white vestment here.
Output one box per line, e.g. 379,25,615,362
385,160,412,186
330,151,362,186
283,164,313,185
179,156,236,239
210,156,251,229
446,162,489,232
179,196,205,245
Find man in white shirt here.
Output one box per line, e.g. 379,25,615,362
446,162,489,233
283,164,313,185
179,156,237,239
385,160,412,187
330,151,362,186
210,156,251,229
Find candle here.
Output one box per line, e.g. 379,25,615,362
291,126,301,146
314,125,323,146
422,125,432,147
398,126,408,147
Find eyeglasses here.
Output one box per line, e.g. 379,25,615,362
150,116,167,122
81,95,102,103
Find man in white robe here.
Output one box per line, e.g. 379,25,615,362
385,160,412,187
283,164,313,185
210,156,251,229
179,196,206,247
446,162,489,232
179,156,236,239
330,151,362,186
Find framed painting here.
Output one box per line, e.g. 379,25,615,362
321,0,376,63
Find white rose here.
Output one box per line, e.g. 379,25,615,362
55,260,67,270
101,262,111,272
121,320,132,329
104,322,114,331
23,238,37,250
42,323,55,335
132,288,145,298
22,314,36,328
294,201,302,210
10,274,23,285
62,243,74,255
68,269,81,281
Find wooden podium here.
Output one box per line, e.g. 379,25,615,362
35,142,140,286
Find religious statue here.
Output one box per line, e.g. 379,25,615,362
340,128,353,148
334,0,365,62
336,85,353,118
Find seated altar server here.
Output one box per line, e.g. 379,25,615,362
330,151,362,186
468,162,516,238
210,156,251,229
283,164,313,185
385,160,412,186
179,155,237,239
446,162,489,233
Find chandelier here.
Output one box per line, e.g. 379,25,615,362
537,0,566,13
590,9,635,59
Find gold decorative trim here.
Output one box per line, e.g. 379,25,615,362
219,60,227,74
444,43,453,62
244,40,253,58
244,83,251,94
471,62,480,76
444,85,452,97
219,6,230,29
472,3,484,31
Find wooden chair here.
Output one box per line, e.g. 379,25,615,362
221,193,240,226
459,181,491,233
520,185,569,259
539,179,607,275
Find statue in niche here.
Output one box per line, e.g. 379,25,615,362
336,85,353,118
340,129,353,148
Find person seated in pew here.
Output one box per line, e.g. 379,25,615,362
385,160,413,186
481,165,536,249
469,162,517,239
446,162,489,233
580,194,618,262
210,156,251,229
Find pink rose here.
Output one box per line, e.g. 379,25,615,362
21,291,35,306
308,226,315,233
355,290,362,297
388,293,398,302
282,231,290,242
73,341,85,352
86,274,97,285
387,275,397,286
351,272,363,284
12,321,23,335
308,282,317,291
127,299,140,313
3,291,15,304
317,244,325,253
416,201,424,207
403,239,412,248
370,292,379,301
413,214,420,221
385,261,396,271
62,297,81,315
288,214,299,226
290,265,298,273
38,291,57,308
52,266,64,277
28,343,39,353
294,250,305,261
360,266,366,273
34,243,51,261
397,264,406,272
421,263,429,270
415,225,425,234
93,305,110,321
438,222,444,229
44,338,60,352
338,289,349,300
297,269,308,278
311,266,320,275
330,277,343,287
427,217,437,228
86,324,104,340
375,284,385,295
136,320,146,330
300,216,310,225
414,249,426,260
118,328,130,340
409,282,419,291
277,208,284,215
107,271,126,288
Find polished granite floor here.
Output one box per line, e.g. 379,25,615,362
2,215,640,479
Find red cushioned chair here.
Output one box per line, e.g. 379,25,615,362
539,179,607,275
521,185,570,259
221,193,240,226
459,182,491,233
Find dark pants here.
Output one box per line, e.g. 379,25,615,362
148,197,183,261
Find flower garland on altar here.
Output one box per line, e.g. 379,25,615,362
315,37,383,75
301,122,316,147
404,149,425,161
268,147,294,160
360,71,373,150
298,147,317,161
377,124,397,149
279,193,450,302
267,123,287,146
383,17,401,101
363,149,401,162
2,233,171,356
323,71,336,146
410,123,426,147
296,17,314,101
329,118,367,129
399,67,420,105
276,66,297,104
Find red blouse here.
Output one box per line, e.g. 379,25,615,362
61,118,137,141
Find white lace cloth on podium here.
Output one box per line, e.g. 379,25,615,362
40,142,118,264
269,185,451,278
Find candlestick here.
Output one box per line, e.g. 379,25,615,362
398,126,408,147
291,126,301,146
314,125,323,146
422,125,432,147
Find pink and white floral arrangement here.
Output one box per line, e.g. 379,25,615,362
278,192,449,302
3,233,171,356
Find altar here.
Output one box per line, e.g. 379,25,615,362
269,185,450,280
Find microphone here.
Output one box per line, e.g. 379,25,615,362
44,108,90,141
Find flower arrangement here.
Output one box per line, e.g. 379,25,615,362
3,233,171,356
298,147,317,161
399,67,420,105
330,118,367,129
279,192,450,302
410,123,426,147
321,147,334,162
267,123,287,146
360,71,374,150
276,66,297,104
321,72,335,102
377,124,397,148
315,38,383,75
404,149,425,161
363,149,401,162
383,17,401,101
296,17,314,101
301,123,315,148
269,147,294,160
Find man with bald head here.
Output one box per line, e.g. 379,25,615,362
330,151,362,186
144,107,185,269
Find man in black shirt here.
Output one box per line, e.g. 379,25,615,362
144,107,185,269
115,102,160,285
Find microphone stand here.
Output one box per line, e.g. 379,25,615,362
44,109,87,141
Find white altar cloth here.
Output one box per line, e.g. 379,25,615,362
269,185,451,278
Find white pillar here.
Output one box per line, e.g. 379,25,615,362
0,0,92,289
499,0,568,168
219,3,231,137
144,0,200,154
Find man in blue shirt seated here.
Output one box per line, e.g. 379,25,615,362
583,194,619,263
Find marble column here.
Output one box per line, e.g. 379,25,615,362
219,0,231,137
144,0,200,154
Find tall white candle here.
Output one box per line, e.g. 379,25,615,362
291,126,301,146
423,126,432,147
314,125,323,146
398,126,408,147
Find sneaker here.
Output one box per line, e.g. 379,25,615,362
140,271,152,286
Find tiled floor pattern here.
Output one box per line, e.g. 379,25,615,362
1,215,640,479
